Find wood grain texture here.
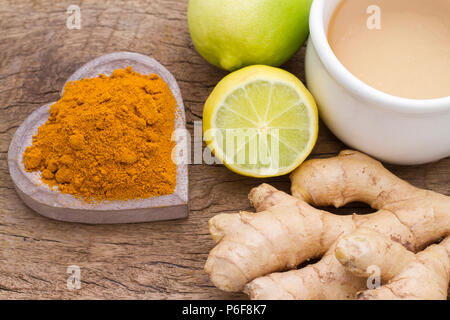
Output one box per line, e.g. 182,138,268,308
0,0,448,299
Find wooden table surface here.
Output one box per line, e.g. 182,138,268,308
0,0,448,299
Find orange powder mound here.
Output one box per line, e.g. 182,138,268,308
23,67,177,202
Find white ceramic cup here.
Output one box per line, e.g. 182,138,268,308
305,0,450,165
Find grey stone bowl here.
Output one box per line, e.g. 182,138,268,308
8,52,188,224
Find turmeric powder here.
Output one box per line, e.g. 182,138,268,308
23,67,177,202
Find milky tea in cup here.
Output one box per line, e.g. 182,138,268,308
328,0,450,100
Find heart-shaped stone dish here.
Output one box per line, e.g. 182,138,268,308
8,52,188,224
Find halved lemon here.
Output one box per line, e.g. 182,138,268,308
203,65,318,177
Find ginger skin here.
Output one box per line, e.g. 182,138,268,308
335,228,417,281
244,241,365,300
205,150,450,298
206,185,355,292
291,150,449,249
336,230,450,300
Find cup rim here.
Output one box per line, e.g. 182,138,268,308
309,0,450,114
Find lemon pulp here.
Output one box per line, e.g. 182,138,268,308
203,65,318,177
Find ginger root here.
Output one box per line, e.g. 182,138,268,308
205,150,450,299
205,184,354,292
244,241,366,299
290,150,449,248
335,230,450,300
335,228,417,281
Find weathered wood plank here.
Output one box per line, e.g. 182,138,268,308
0,0,448,299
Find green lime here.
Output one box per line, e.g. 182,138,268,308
203,65,318,177
188,0,313,71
